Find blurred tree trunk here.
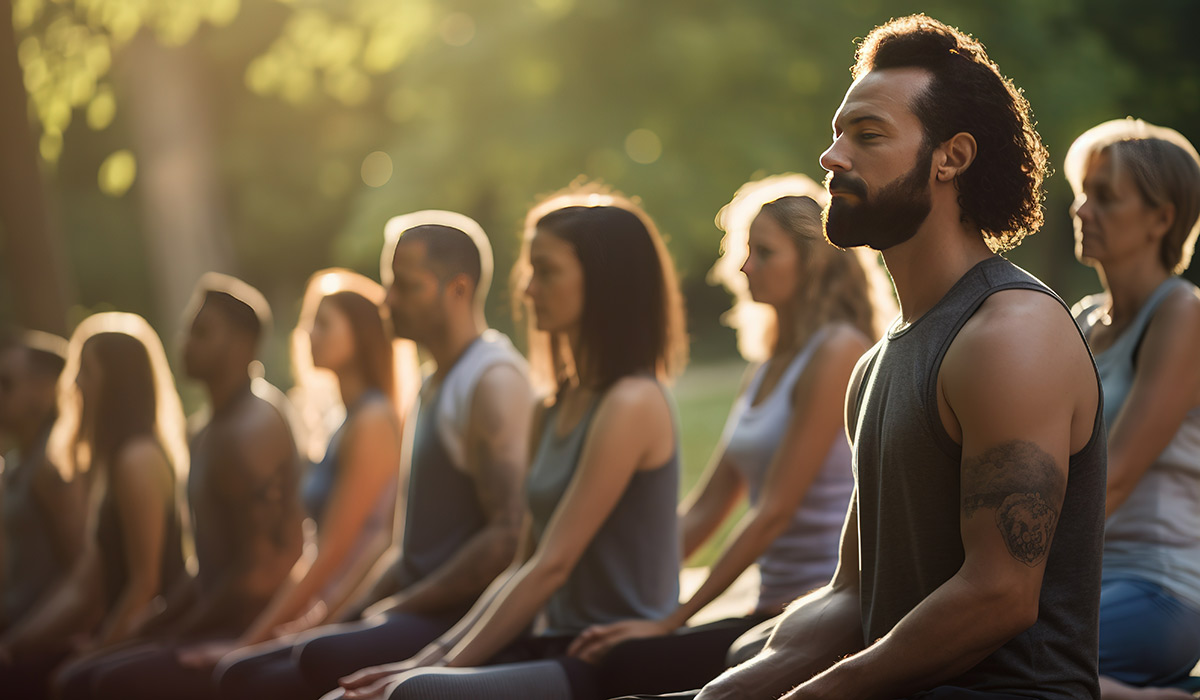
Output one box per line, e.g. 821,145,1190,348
116,32,233,340
0,0,72,334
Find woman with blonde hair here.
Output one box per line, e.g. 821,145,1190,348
183,269,418,671
1065,119,1200,700
569,173,894,697
0,312,188,700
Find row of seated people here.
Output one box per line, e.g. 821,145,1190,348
2,16,1200,700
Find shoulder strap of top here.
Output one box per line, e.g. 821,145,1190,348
1129,276,1188,367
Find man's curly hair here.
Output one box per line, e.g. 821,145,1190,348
854,15,1049,252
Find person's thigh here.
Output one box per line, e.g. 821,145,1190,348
54,644,160,700
1099,576,1200,686
607,693,701,700
90,646,216,700
215,638,312,700
906,687,1034,699
597,615,769,698
295,611,458,692
384,660,575,700
0,650,70,700
726,613,780,667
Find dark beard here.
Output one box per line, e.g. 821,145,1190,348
822,147,933,251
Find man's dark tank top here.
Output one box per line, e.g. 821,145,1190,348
96,441,186,608
395,375,488,588
849,257,1106,699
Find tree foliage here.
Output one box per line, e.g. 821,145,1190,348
6,0,1199,364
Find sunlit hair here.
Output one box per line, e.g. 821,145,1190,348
290,268,419,461
710,174,896,362
182,272,274,345
513,181,688,396
47,312,189,482
853,14,1049,252
381,210,494,319
1065,118,1200,275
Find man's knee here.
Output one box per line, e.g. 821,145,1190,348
726,619,774,667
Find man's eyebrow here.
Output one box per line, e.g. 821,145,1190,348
833,113,889,133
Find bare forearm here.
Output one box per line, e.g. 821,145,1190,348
704,585,862,699
794,575,1029,700
335,547,402,620
674,510,788,626
444,563,559,668
93,582,158,648
391,525,517,616
3,593,87,652
238,550,317,644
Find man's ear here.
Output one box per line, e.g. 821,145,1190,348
936,132,978,183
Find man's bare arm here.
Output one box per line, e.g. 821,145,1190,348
169,402,303,639
697,494,864,700
776,291,1095,700
370,364,530,616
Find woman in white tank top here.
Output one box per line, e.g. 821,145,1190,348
567,174,895,697
1065,120,1200,700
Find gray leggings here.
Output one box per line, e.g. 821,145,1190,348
385,660,572,700
319,635,595,700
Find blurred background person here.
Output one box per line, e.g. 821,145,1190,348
0,313,189,700
0,330,81,636
177,269,416,668
569,174,893,697
53,275,306,700
1066,119,1200,700
332,186,687,700
216,213,531,700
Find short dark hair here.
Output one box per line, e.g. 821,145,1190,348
1,329,67,380
188,273,273,346
854,14,1049,252
398,224,483,294
202,290,264,344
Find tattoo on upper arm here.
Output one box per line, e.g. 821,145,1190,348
961,440,1065,567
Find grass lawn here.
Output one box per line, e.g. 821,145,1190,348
671,358,749,568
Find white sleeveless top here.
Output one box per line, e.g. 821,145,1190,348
721,331,855,611
1076,277,1200,611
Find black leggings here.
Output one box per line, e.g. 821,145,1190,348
54,643,217,700
0,649,69,700
594,614,770,698
615,686,1040,699
216,610,459,700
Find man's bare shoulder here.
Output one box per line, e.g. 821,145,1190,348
951,289,1086,373
941,288,1098,447
223,380,293,443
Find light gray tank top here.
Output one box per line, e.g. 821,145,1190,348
722,331,854,611
1075,276,1200,611
526,385,681,636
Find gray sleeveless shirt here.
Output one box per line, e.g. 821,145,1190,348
526,386,681,636
1076,276,1200,611
396,333,528,588
850,257,1106,699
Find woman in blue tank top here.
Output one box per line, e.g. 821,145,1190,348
567,174,891,696
330,184,688,700
1065,120,1200,699
186,270,416,670
0,313,188,700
